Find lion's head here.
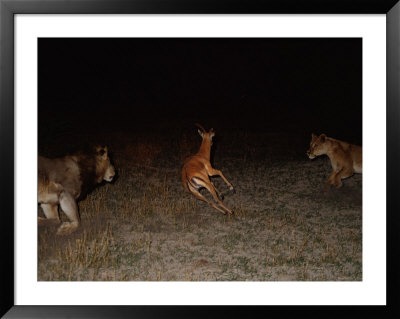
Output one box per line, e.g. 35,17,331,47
307,133,329,159
94,146,116,183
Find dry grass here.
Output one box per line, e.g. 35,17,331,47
38,129,362,281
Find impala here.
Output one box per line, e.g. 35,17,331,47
182,124,234,215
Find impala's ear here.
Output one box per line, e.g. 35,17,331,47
198,129,204,138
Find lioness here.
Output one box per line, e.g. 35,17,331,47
38,145,115,235
307,133,362,188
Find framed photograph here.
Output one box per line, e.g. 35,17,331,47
1,0,399,318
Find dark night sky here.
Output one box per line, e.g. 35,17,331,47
38,38,361,142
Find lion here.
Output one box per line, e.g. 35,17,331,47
307,133,362,188
38,145,115,235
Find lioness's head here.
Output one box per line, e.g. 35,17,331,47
94,146,116,183
307,133,329,159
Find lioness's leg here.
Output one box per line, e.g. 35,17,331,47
334,167,355,188
333,176,343,188
326,170,340,186
56,192,80,235
325,166,349,189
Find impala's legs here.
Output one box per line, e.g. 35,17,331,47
189,178,233,214
205,183,233,214
205,164,234,191
187,183,228,215
210,181,223,199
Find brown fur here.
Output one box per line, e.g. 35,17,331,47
38,145,115,235
38,172,63,204
182,124,234,215
307,133,362,188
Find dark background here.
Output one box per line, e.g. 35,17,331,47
38,38,362,151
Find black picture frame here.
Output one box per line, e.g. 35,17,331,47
1,0,399,318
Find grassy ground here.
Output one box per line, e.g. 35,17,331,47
38,128,362,281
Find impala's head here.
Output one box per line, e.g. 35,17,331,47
195,123,215,144
307,133,329,159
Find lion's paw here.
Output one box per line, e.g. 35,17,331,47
56,222,79,236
